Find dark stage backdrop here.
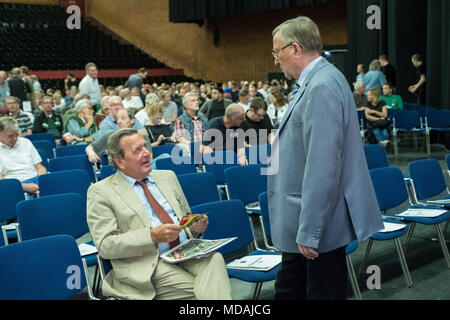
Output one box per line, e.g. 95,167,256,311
346,0,449,109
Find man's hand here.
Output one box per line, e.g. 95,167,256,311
150,224,183,243
87,151,100,163
22,183,39,194
298,244,319,260
189,216,209,234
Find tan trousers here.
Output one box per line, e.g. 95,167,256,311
151,252,232,300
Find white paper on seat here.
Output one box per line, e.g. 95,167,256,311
426,199,450,205
379,222,407,233
226,254,281,271
246,205,261,211
78,243,98,256
396,208,448,218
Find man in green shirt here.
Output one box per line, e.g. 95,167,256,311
381,82,403,109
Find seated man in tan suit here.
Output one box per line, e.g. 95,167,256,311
87,128,232,300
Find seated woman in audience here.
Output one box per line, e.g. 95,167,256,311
135,93,160,126
52,91,66,114
143,101,177,147
66,99,99,144
365,88,390,147
267,90,288,126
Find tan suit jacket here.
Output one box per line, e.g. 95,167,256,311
87,169,193,300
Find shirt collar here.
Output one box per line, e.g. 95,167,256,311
119,171,155,187
297,56,323,88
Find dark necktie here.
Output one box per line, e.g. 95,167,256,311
290,82,301,103
135,179,180,249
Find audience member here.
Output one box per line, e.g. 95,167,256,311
79,62,102,107
0,71,10,105
379,55,397,88
202,104,246,165
135,93,160,126
267,90,288,125
4,96,33,137
223,88,233,101
362,59,387,94
355,63,365,83
124,87,144,111
258,81,270,102
248,82,265,103
86,109,152,163
381,82,403,109
19,66,35,109
408,53,426,105
200,87,232,121
64,72,79,92
7,67,31,108
227,81,239,102
173,92,207,145
143,102,176,147
98,96,143,135
159,90,178,124
95,96,111,128
30,74,42,93
124,68,147,92
237,90,251,112
52,92,66,114
353,81,368,111
66,99,99,144
365,88,390,146
0,117,47,195
86,128,231,300
32,95,64,143
240,96,273,145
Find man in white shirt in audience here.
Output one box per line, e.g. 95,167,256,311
79,62,102,107
0,117,47,195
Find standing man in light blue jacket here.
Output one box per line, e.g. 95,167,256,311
268,16,383,300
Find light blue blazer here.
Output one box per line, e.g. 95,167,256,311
267,58,384,254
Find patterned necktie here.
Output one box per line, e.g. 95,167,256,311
290,82,301,102
135,179,180,249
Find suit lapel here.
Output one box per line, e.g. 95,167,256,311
150,172,184,220
111,172,151,227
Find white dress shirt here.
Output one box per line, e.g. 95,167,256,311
79,74,102,105
119,171,188,254
0,137,41,182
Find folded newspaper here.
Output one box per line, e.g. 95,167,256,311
160,237,237,263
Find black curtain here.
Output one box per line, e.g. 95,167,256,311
345,0,387,84
346,0,450,109
426,0,450,109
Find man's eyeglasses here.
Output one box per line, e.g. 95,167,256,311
271,42,294,59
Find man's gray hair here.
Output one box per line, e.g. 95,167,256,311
109,95,122,105
85,62,96,71
272,16,322,55
0,117,20,132
354,81,365,91
106,128,138,168
183,92,197,105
